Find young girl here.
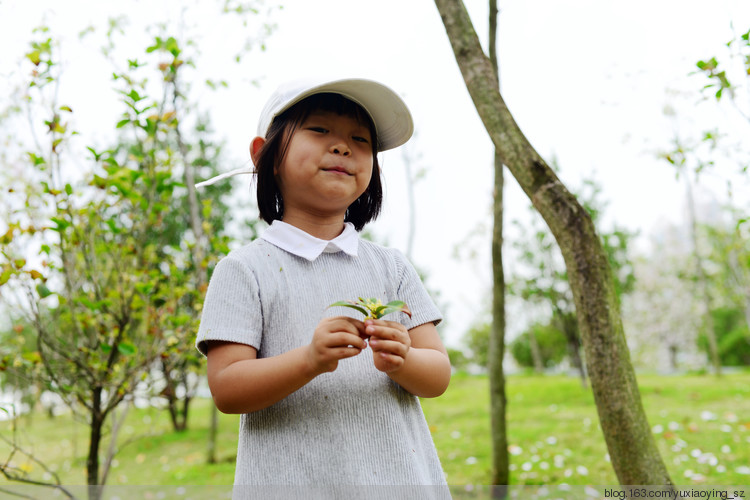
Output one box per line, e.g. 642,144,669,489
196,78,451,489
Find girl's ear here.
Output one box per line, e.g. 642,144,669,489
250,136,266,164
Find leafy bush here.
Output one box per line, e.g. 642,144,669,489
510,322,568,369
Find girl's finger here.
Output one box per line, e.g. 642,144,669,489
369,338,408,358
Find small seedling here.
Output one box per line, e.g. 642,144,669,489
328,297,411,320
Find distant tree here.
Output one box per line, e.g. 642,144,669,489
464,319,490,369
510,322,567,370
622,226,702,371
0,3,272,491
657,25,750,374
509,176,636,386
702,306,750,366
0,30,181,491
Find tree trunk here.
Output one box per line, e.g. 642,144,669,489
490,151,510,490
487,0,509,491
558,311,587,386
87,387,103,500
528,328,544,373
433,0,674,486
208,401,219,464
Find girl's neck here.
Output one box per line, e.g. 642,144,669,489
281,213,346,240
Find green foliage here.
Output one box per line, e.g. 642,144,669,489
328,297,412,320
695,27,750,102
446,347,469,371
464,321,490,368
500,175,634,375
697,307,750,366
510,323,568,369
0,8,266,483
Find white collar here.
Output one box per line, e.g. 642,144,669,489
261,220,359,261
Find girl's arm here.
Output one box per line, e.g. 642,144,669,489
206,316,367,414
366,320,451,398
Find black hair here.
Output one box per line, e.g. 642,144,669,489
253,93,382,231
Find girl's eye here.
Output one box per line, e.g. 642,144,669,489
353,136,370,144
308,127,328,133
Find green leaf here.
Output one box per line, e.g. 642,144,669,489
378,300,412,319
50,217,71,232
0,268,12,286
36,283,53,298
64,183,73,196
327,301,369,318
117,342,136,356
28,152,46,166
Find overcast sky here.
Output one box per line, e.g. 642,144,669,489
2,0,750,346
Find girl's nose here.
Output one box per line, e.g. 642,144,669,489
330,140,351,156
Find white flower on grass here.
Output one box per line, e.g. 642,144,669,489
716,465,726,473
720,424,732,433
465,456,477,465
540,461,550,470
522,462,532,471
724,412,738,423
684,469,695,478
668,421,680,431
553,455,565,468
576,465,589,476
508,444,523,456
546,436,557,445
450,431,461,439
652,424,664,433
720,445,731,454
585,486,600,498
690,449,702,458
700,410,717,421
736,466,750,475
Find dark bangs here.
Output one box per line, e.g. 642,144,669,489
253,93,383,231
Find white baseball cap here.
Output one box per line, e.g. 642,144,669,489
196,77,413,188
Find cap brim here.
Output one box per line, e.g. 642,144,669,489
258,78,414,152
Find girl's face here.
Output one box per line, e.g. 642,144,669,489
275,110,374,222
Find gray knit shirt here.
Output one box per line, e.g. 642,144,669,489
196,236,447,486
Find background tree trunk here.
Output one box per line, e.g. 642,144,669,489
487,0,509,490
434,0,674,486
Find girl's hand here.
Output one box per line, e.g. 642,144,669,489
307,316,367,374
365,319,411,373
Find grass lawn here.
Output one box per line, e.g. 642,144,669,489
1,372,748,488
421,371,750,486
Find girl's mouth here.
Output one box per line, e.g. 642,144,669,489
322,166,351,175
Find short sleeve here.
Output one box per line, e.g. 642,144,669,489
195,256,263,356
392,250,442,330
